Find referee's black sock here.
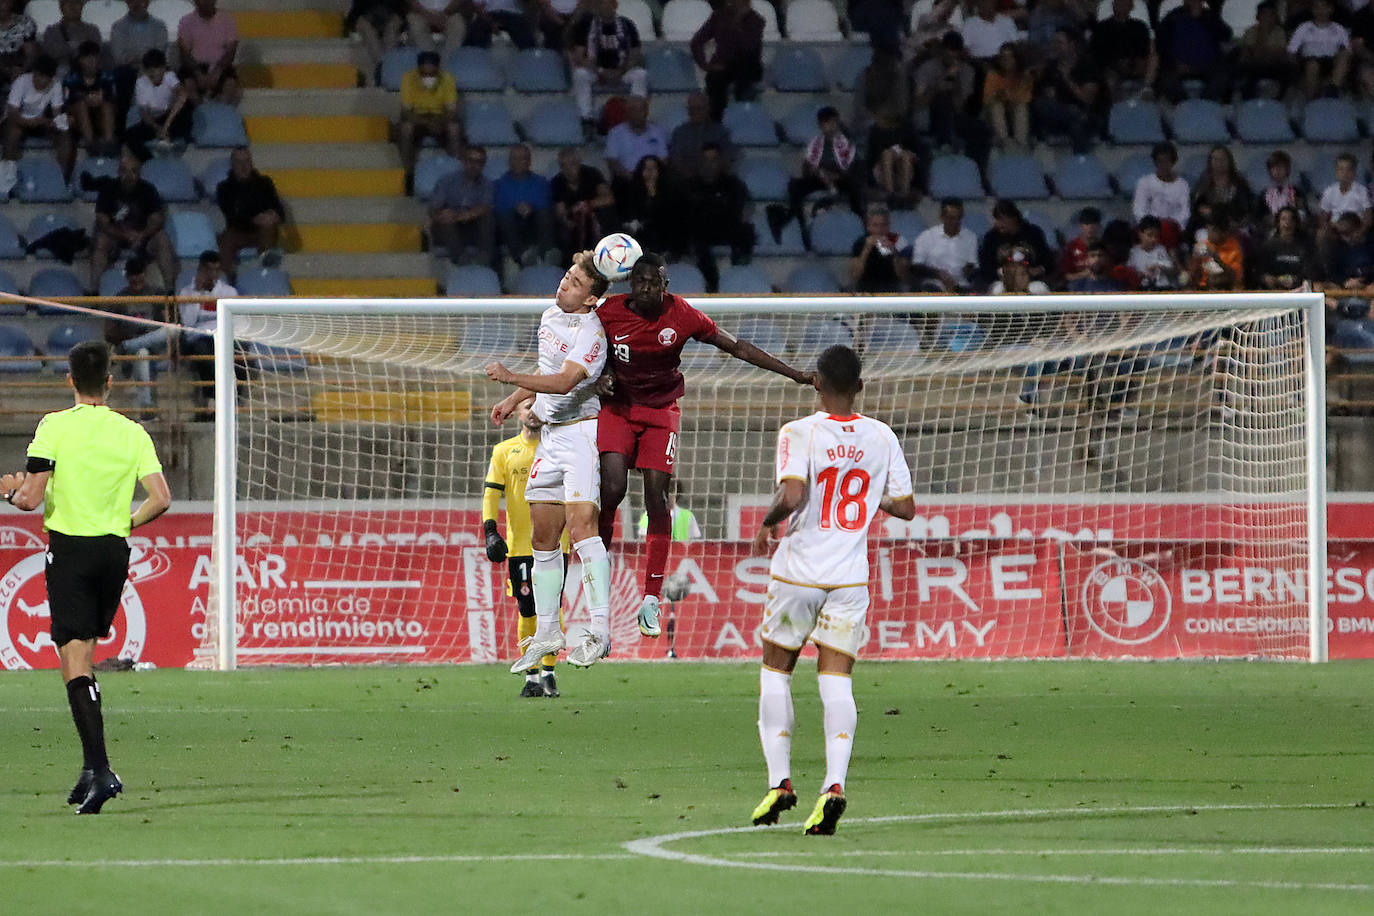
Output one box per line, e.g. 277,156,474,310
65,676,109,772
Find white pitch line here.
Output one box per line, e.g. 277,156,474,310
734,847,1374,858
622,803,1374,894
0,853,634,869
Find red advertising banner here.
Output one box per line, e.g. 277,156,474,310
1,500,1372,669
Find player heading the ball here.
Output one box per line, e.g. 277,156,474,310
748,345,916,836
487,252,615,670
596,252,815,639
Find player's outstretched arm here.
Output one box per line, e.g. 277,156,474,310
0,469,47,512
486,360,592,396
751,478,805,555
879,494,917,521
706,329,816,387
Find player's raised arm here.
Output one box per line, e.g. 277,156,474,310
705,327,816,387
486,358,597,395
491,387,536,425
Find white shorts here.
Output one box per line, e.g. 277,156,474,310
524,418,600,505
759,578,870,658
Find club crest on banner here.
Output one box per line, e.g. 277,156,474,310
1080,557,1171,645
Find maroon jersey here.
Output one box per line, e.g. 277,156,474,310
596,293,719,408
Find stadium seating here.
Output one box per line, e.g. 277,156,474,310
722,101,780,147
889,209,926,241
1301,98,1360,143
97,266,127,297
0,323,40,372
197,156,231,200
28,267,85,301
667,261,707,293
24,213,79,259
660,0,711,41
752,0,781,40
620,0,657,38
767,46,829,93
928,154,985,200
860,317,922,353
935,317,987,353
446,47,504,92
1234,99,1295,143
785,0,845,41
779,101,818,145
1241,153,1274,195
1023,209,1059,248
1052,153,1113,199
645,46,698,93
1170,99,1231,144
716,264,774,294
752,210,806,255
236,267,294,297
379,47,416,92
149,0,193,33
245,341,309,372
1107,100,1166,144
414,154,460,200
522,101,584,147
799,317,854,352
1179,150,1209,186
73,155,118,201
45,321,103,356
463,99,519,146
510,49,569,93
16,157,72,202
654,96,690,133
737,158,790,201
512,264,564,295
82,0,127,41
832,45,872,92
192,102,250,147
1220,0,1264,33
988,153,1050,200
0,269,22,314
736,317,787,354
445,264,503,296
785,265,843,294
25,1,60,34
168,210,218,258
1334,318,1374,367
809,208,863,255
142,157,198,203
1113,153,1154,199
0,214,23,259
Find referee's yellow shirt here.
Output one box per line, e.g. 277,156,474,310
482,432,569,556
27,404,162,538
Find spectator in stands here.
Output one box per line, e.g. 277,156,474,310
690,0,765,122
0,0,36,94
1257,206,1320,290
668,91,734,180
912,32,991,166
977,198,1053,285
1026,0,1085,65
1322,211,1374,294
1059,206,1101,284
990,244,1050,294
604,95,668,188
1186,211,1244,291
908,0,960,56
619,154,683,258
1088,0,1155,99
960,0,1021,65
348,1,405,84
90,151,179,293
1237,1,1292,100
110,259,159,410
430,144,495,267
1030,28,1101,154
684,143,753,293
178,0,241,105
982,43,1032,149
851,0,907,52
850,204,910,294
110,0,168,121
1352,3,1374,103
1190,145,1255,236
465,0,538,50
3,55,73,182
858,45,911,138
397,50,462,187
1132,141,1189,250
1155,0,1231,103
1257,149,1307,225
1317,152,1372,242
216,146,285,274
405,0,466,52
124,48,193,161
862,49,923,207
41,0,102,72
785,105,860,233
64,41,117,158
1128,216,1184,290
910,196,978,292
178,250,239,415
551,145,616,263
568,0,647,130
1067,242,1124,293
535,0,581,51
1288,0,1350,100
493,143,556,268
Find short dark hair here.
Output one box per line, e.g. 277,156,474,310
816,106,840,123
142,48,167,69
816,345,862,396
1266,149,1291,170
198,249,220,266
124,257,148,276
1086,241,1108,254
68,341,111,396
1151,141,1177,163
633,251,666,273
941,31,964,50
77,40,101,59
1138,215,1162,233
416,50,440,67
992,198,1022,221
33,55,57,78
939,196,963,212
1078,206,1102,225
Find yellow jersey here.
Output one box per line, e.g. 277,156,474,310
482,432,568,556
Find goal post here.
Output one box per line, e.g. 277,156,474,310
206,292,1327,670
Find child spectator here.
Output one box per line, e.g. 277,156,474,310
1067,242,1125,293
1132,141,1189,250
1257,206,1320,290
1257,149,1307,225
1128,216,1183,290
1186,212,1244,291
1058,206,1101,283
2,55,72,183
125,48,193,161
787,106,861,227
1318,152,1372,241
64,41,117,158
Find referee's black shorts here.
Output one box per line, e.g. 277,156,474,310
45,531,131,646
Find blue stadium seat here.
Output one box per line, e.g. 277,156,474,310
1335,317,1374,366
737,158,790,201
660,0,711,41
463,99,519,146
0,213,22,259
458,316,521,354
245,341,308,372
722,101,779,147
1179,150,1209,186
97,266,128,297
619,0,656,38
16,157,72,202
667,261,707,294
414,153,460,200
141,157,197,203
808,209,863,255
752,209,806,255
736,317,787,354
175,265,196,291
445,46,504,91
1107,100,1165,144
1234,98,1294,143
799,317,853,350
1301,97,1360,143
779,102,818,146
379,46,416,91
236,266,293,296
934,317,986,353
24,212,78,260
192,101,249,147
45,321,102,355
1170,99,1230,144
767,46,829,92
785,265,842,294
0,322,40,372
988,153,1049,200
1052,153,1112,199
445,264,502,296
928,154,984,200
73,155,118,201
197,155,230,200
28,266,84,299
716,264,774,294
861,317,921,353
833,45,871,92
890,209,925,241
654,96,689,134
645,45,698,92
962,208,992,238
167,209,218,258
1113,153,1154,199
522,100,584,147
1241,153,1274,195
510,49,569,93
1023,208,1059,250
512,264,564,295
0,269,21,314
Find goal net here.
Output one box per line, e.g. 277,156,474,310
202,293,1327,669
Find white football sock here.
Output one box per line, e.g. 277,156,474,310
573,536,610,636
818,672,856,793
758,667,794,787
531,548,564,636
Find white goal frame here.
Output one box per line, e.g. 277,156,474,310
211,293,1329,669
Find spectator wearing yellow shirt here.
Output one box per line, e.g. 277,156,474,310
398,50,462,188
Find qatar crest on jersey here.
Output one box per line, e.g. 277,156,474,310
658,327,677,346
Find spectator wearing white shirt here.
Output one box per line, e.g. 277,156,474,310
1288,0,1351,99
1132,142,1190,251
911,197,978,292
125,48,193,161
1317,152,1372,242
960,0,1022,63
178,250,240,414
2,55,72,184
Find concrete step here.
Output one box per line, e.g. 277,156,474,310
267,167,404,198
291,276,438,297
237,37,356,66
240,88,396,118
221,0,343,10
248,142,398,170
240,63,359,90
234,10,345,39
246,115,390,144
286,197,424,223
282,252,435,278
287,223,422,254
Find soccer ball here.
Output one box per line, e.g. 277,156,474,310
593,233,643,282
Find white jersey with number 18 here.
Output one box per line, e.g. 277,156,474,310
769,412,913,589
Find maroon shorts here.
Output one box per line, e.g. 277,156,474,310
597,401,681,473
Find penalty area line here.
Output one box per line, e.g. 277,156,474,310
0,853,635,869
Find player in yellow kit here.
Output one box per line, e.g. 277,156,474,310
483,400,565,697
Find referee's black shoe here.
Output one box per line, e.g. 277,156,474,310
67,768,94,805
75,769,122,814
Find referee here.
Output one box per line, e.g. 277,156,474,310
2,341,171,814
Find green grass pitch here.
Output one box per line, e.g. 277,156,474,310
4,661,1374,914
